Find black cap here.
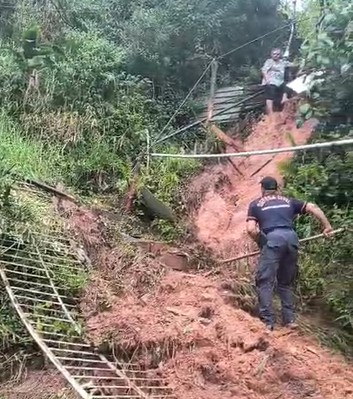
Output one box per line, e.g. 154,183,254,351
260,176,278,190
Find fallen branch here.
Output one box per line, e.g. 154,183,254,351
23,178,78,203
250,157,275,177
220,228,345,264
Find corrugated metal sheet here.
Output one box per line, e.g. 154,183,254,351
198,84,264,123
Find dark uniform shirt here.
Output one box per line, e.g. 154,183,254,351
247,195,307,234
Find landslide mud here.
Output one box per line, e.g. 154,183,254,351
60,105,353,399
192,105,316,258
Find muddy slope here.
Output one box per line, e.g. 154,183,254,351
86,271,353,399
191,105,316,258
73,106,353,399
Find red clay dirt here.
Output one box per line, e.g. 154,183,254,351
191,103,317,258
84,271,353,399
62,103,353,399
0,370,77,399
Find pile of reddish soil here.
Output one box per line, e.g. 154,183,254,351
84,271,353,399
61,104,353,399
0,370,77,399
190,104,317,258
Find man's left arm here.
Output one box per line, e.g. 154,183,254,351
291,198,333,236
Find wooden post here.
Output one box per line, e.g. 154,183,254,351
206,59,218,124
204,58,243,168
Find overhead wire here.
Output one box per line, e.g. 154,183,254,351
153,14,311,148
153,60,214,143
218,21,292,60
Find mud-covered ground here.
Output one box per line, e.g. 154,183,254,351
5,104,353,399
191,103,316,258
78,106,353,399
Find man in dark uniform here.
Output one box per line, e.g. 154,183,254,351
246,176,333,331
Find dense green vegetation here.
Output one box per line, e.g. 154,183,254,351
1,0,353,383
0,0,289,376
0,0,287,194
283,0,353,348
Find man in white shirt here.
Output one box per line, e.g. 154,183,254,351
261,48,291,119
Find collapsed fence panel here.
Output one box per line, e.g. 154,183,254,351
0,225,174,399
198,85,264,123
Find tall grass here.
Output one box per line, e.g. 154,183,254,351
0,113,64,183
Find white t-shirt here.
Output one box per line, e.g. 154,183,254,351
262,58,290,87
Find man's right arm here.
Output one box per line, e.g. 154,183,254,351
305,202,333,236
246,202,260,243
261,59,271,83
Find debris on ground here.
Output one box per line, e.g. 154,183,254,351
0,370,78,399
65,107,353,399
190,103,317,258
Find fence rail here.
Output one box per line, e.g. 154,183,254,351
152,138,353,159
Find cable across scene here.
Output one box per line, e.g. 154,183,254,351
151,138,353,159
154,14,310,147
154,60,214,143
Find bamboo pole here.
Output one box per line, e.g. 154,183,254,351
23,178,78,203
220,228,345,264
152,138,353,159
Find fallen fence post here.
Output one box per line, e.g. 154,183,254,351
220,228,345,264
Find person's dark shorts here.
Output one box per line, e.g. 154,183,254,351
264,84,284,101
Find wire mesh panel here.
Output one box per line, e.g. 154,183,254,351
0,228,174,399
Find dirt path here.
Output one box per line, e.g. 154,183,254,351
191,105,316,258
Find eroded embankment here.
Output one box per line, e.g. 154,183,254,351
54,105,353,399
190,104,316,258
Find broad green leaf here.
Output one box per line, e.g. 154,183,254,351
299,103,311,116
296,118,304,129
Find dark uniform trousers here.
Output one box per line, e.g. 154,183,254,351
256,228,299,326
